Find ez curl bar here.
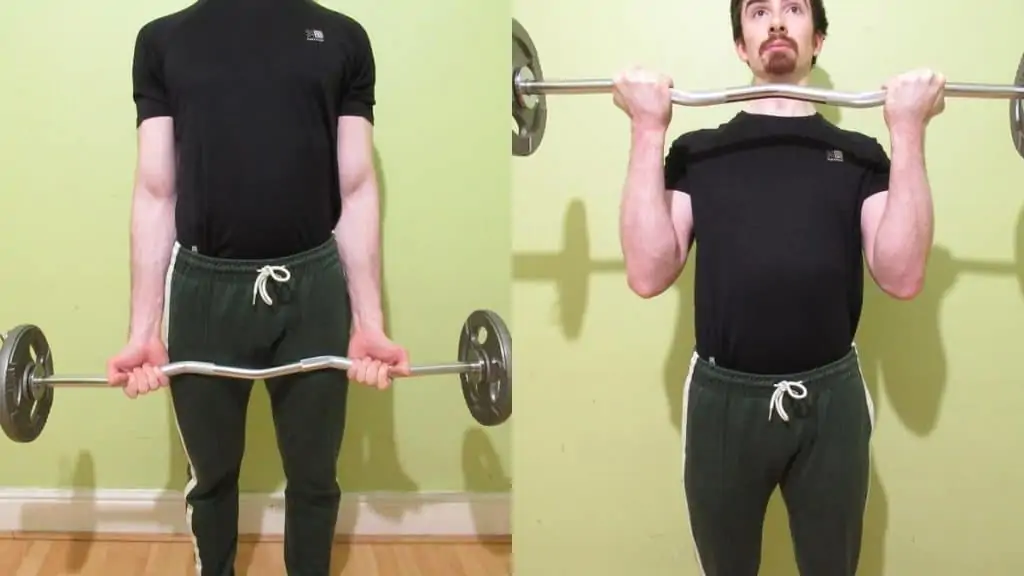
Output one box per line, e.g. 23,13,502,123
511,18,1024,159
0,310,512,443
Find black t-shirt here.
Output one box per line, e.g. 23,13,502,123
665,111,891,374
131,0,375,258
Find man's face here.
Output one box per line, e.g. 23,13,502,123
735,0,822,82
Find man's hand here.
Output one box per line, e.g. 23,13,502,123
347,328,411,390
882,69,946,132
612,67,674,132
106,337,170,399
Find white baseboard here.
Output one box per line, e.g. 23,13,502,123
0,488,509,537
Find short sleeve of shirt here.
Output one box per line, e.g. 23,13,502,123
338,21,376,124
663,135,692,194
861,138,891,202
132,24,172,127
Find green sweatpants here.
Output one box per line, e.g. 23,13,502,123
681,347,875,576
165,237,351,576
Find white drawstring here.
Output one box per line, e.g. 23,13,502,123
252,265,291,306
768,380,808,422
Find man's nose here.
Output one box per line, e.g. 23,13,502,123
770,20,787,35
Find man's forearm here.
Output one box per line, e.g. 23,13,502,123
335,181,384,333
871,127,935,296
619,127,680,292
128,189,177,342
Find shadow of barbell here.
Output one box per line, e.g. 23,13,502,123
926,204,1024,297
512,199,1024,340
513,199,624,340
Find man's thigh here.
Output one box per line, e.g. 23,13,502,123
780,363,873,576
682,361,789,576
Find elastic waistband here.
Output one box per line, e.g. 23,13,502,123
172,236,340,278
692,346,861,388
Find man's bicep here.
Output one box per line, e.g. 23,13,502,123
669,189,695,261
858,138,893,268
135,118,176,198
336,116,375,197
860,190,888,269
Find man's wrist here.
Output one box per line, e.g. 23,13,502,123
352,310,385,334
888,122,926,149
128,328,158,345
128,313,161,344
630,124,668,147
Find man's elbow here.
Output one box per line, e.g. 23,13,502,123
135,176,175,200
877,272,925,301
625,263,679,299
627,275,667,299
866,241,930,301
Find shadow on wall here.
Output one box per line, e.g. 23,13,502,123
462,428,513,559
512,200,625,341
18,452,93,572
513,193,1024,574
16,450,189,572
335,147,419,491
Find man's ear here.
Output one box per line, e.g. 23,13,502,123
734,39,751,64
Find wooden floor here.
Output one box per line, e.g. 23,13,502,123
0,535,511,575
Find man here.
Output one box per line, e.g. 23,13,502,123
104,1,410,574
613,0,943,574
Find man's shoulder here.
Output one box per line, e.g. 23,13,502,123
305,3,371,43
667,120,734,152
136,5,202,48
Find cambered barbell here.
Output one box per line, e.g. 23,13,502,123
0,309,512,443
511,18,1024,159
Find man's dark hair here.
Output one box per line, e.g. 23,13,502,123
730,0,829,66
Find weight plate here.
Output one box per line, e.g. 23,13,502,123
458,310,512,426
513,18,546,157
1011,52,1024,160
0,325,55,443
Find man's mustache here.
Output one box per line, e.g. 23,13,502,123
759,34,797,54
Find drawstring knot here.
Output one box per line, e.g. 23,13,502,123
252,265,291,306
768,380,808,422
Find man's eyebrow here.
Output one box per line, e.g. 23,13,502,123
743,0,809,9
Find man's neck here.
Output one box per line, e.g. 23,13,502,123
744,72,817,117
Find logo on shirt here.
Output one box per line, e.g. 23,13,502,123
305,29,325,42
826,149,844,162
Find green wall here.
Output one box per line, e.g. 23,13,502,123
0,2,510,496
512,1,1024,574
8,0,1024,572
